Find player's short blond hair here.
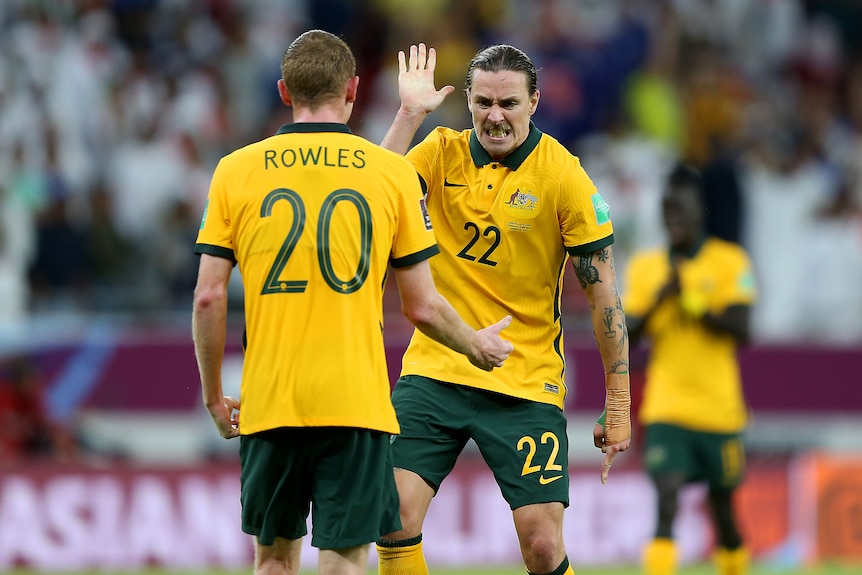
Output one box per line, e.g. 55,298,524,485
281,29,355,109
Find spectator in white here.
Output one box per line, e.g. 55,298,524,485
0,141,40,329
0,184,32,329
105,109,185,244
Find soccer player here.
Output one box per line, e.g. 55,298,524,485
376,44,631,575
192,30,513,575
624,164,756,575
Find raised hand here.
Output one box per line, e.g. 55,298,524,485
469,315,514,371
397,43,456,116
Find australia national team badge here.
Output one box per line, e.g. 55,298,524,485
419,197,433,230
502,188,541,220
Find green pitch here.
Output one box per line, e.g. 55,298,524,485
6,563,860,575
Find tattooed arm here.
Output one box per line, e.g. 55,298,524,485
573,245,629,375
574,244,631,480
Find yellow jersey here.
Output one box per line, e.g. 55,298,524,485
400,123,614,408
624,237,757,432
195,123,439,435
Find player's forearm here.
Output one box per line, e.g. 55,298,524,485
573,247,629,373
406,293,477,357
589,290,630,375
586,285,631,447
192,293,228,407
381,107,426,155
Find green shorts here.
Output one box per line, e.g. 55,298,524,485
239,427,401,549
643,423,746,490
390,375,569,509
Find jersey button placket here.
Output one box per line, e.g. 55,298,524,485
480,164,503,211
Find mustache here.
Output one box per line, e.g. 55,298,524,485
483,123,511,132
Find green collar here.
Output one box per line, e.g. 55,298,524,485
276,123,353,135
669,235,708,260
469,121,542,170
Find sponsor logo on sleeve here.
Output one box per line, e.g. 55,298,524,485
591,193,611,225
199,199,209,230
419,197,433,230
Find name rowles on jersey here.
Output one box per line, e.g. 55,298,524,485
264,146,366,169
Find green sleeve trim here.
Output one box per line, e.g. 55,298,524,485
566,233,614,257
391,244,440,269
194,243,236,264
596,408,606,428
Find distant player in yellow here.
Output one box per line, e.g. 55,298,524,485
376,44,631,575
624,164,757,575
192,30,513,575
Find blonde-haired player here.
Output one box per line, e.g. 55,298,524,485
192,30,512,575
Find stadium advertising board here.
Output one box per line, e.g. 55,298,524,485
0,457,822,571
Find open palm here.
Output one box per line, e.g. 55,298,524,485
397,43,456,114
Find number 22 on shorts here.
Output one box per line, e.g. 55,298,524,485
518,432,563,484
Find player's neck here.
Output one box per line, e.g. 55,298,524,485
291,106,350,125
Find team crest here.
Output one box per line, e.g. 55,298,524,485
502,188,541,220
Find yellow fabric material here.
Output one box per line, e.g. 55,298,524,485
643,537,677,575
714,546,749,575
624,237,756,432
377,540,429,575
196,125,438,435
401,126,614,408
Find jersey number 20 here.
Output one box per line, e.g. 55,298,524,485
260,188,371,295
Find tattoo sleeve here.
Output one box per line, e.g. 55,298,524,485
574,249,607,289
577,246,629,374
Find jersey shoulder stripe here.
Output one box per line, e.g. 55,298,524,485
194,242,235,263
566,233,614,256
391,244,440,268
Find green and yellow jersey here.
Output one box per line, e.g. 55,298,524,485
400,123,614,409
624,237,757,432
195,123,438,435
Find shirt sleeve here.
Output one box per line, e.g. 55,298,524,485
390,156,439,268
713,246,758,309
560,157,615,256
405,129,443,199
194,158,236,263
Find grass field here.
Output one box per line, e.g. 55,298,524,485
6,564,861,575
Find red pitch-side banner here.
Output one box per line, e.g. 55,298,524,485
0,457,802,571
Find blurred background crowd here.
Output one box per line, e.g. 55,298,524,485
0,0,861,461
1,0,861,341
